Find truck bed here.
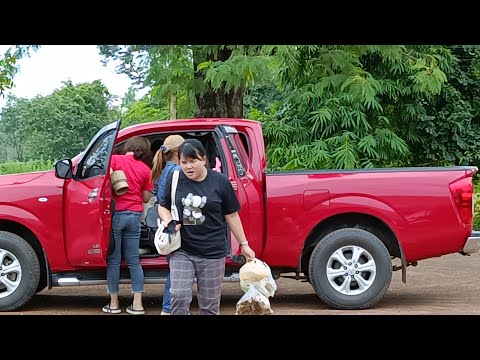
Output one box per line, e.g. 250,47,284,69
263,166,476,267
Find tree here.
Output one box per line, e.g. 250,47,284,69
99,45,464,171
261,45,453,170
0,80,115,161
0,46,40,97
120,95,170,129
409,45,480,167
98,45,269,119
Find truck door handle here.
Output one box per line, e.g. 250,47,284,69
88,188,99,203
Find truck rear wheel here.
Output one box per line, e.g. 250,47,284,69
0,231,40,311
308,228,392,310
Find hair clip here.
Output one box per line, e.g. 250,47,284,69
160,145,168,153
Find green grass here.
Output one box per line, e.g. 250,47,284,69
0,159,54,175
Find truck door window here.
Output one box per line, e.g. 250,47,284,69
232,133,250,169
238,133,250,158
78,129,115,179
225,135,247,178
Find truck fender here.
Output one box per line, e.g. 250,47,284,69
301,196,409,282
329,195,408,232
0,205,49,251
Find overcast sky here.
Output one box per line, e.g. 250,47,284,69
0,45,134,109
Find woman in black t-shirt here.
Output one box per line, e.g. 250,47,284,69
159,139,255,315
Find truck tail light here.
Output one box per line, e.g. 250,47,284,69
449,178,474,227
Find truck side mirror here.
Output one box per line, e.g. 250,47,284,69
55,159,73,179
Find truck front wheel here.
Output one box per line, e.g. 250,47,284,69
309,228,392,310
0,231,40,311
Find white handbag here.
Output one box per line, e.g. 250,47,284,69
154,170,181,255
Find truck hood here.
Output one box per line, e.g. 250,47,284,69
0,171,50,186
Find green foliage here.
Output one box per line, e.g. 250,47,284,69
145,46,196,118
0,80,114,161
410,46,480,167
244,58,283,116
262,45,453,170
0,54,16,96
0,46,39,96
99,45,270,118
0,159,54,175
95,45,480,172
99,45,196,119
121,96,170,128
201,51,269,92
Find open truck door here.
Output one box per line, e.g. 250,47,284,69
55,120,121,266
213,125,264,263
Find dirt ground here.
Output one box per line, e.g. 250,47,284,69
4,251,480,315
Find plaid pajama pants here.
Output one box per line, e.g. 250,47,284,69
169,250,225,315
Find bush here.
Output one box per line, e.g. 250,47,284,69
0,159,54,175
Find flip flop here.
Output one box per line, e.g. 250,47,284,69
102,304,121,314
126,305,145,315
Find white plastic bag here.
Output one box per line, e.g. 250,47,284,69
236,258,277,315
240,259,277,298
239,259,270,282
235,285,273,315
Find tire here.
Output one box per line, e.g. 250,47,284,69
309,228,392,310
0,231,40,311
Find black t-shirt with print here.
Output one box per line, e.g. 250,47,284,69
160,168,240,259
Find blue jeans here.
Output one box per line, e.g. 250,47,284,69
162,256,171,313
107,211,144,293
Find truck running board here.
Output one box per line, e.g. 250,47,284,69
54,273,241,287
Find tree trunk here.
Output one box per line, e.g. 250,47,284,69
12,135,23,161
225,85,244,118
193,47,244,118
170,95,176,120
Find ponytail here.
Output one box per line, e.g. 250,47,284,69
151,150,164,183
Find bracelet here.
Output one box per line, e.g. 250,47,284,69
239,241,248,247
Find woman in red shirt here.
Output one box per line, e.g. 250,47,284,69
103,136,153,315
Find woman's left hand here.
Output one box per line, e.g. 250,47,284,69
241,244,255,262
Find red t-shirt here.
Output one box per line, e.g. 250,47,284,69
110,154,153,212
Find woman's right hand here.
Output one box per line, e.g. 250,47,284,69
241,244,255,262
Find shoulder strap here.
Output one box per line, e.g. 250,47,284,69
170,170,180,221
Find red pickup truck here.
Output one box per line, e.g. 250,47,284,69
0,118,479,312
